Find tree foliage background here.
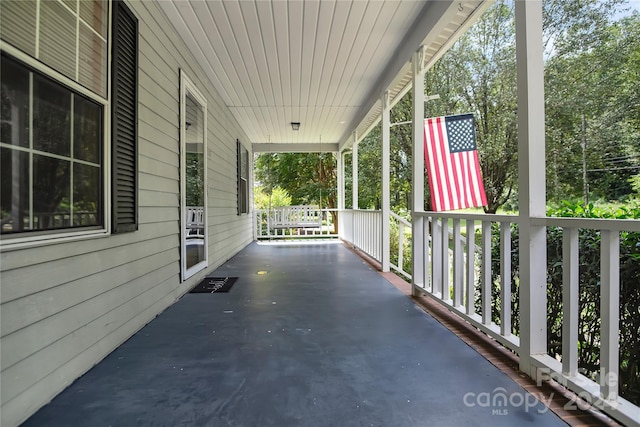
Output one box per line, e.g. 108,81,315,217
341,0,639,215
254,152,336,209
255,1,639,213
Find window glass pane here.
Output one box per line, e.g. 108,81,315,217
80,0,108,38
33,74,71,156
1,54,104,236
1,56,30,148
184,90,206,271
0,148,29,233
79,22,107,97
39,0,76,81
33,154,70,230
2,0,108,99
73,163,100,226
74,94,101,163
240,146,248,179
0,0,37,57
240,177,248,213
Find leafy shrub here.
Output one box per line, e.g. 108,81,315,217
254,185,292,210
389,219,413,276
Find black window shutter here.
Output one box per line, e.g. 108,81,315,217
236,139,241,215
111,0,138,233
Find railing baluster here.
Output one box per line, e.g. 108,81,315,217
432,218,442,298
442,218,450,302
562,226,579,377
481,221,492,325
398,221,404,272
424,217,431,292
453,219,463,307
500,222,511,337
466,220,476,316
600,230,620,401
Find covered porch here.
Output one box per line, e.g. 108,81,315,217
24,241,572,426
2,0,638,425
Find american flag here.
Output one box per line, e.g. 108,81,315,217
424,114,487,211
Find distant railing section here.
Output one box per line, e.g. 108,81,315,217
254,206,338,239
186,206,205,238
340,209,382,262
415,212,520,354
1,211,99,232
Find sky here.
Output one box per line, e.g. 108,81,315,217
614,0,640,19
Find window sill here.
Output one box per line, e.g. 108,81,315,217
0,227,110,252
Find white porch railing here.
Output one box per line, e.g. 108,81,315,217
254,207,338,239
529,216,640,427
186,206,205,237
415,212,521,354
340,209,382,261
339,208,640,426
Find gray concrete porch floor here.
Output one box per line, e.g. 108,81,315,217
23,241,566,427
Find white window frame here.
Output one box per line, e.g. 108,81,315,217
237,140,250,215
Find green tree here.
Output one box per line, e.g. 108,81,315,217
425,0,517,213
253,185,292,210
345,96,431,214
186,152,204,206
254,152,337,225
545,12,640,202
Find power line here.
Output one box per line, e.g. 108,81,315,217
587,165,640,172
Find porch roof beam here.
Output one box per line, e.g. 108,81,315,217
253,143,338,153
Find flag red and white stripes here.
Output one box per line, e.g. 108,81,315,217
424,114,487,211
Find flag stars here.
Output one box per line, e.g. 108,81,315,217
446,116,476,153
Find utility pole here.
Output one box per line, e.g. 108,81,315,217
582,114,588,206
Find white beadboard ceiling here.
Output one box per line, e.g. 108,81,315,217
158,0,489,152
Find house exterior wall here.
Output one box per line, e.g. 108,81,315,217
0,2,254,426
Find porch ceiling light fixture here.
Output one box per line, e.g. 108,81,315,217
291,122,301,131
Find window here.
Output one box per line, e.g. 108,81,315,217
0,0,138,241
1,54,103,234
237,140,249,214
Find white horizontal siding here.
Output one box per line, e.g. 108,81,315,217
0,1,254,426
3,287,177,427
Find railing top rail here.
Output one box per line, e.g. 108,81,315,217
390,211,411,227
414,211,517,223
533,216,640,232
348,209,383,213
256,207,337,212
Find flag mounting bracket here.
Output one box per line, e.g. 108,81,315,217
415,45,428,75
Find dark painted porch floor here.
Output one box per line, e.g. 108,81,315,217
23,241,566,427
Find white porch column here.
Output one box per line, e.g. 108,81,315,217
336,151,345,238
515,0,547,377
337,151,344,211
411,48,426,296
381,91,391,272
352,131,359,210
